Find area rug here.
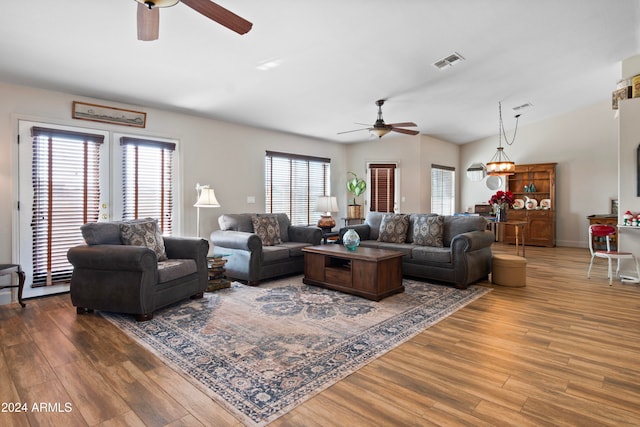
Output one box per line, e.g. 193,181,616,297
102,276,490,426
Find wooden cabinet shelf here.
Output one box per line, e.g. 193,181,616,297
505,163,556,247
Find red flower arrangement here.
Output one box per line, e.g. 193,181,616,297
488,190,515,208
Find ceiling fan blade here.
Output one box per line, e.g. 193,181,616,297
137,3,159,41
181,0,253,34
391,128,420,136
387,122,417,128
337,128,370,135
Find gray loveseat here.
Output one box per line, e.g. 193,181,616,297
340,212,494,289
210,213,323,285
67,219,209,321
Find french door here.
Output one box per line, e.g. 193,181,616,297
17,120,180,298
17,120,110,298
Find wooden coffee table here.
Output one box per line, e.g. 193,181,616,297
302,245,404,301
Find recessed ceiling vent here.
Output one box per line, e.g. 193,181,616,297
433,52,465,70
512,102,533,112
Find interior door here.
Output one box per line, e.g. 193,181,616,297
17,120,110,298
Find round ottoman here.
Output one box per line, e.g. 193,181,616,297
492,254,526,287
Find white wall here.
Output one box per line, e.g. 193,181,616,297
461,101,618,247
344,133,460,215
0,82,347,303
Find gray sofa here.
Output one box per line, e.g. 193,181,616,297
340,212,494,289
67,219,209,321
210,213,323,285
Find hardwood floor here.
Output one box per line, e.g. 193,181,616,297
1,244,639,426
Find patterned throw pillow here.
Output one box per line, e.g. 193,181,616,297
413,214,444,247
252,215,282,246
377,214,410,243
120,218,167,261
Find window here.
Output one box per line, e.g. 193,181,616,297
431,164,455,215
265,151,330,225
30,126,104,286
368,163,396,213
120,137,175,234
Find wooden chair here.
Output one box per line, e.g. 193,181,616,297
0,264,26,307
587,225,640,285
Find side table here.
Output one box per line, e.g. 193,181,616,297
206,255,231,291
0,264,26,307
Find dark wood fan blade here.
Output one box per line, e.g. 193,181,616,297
181,0,253,34
387,122,417,128
337,128,370,135
137,3,159,41
391,127,420,136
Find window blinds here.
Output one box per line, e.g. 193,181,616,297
120,137,175,234
431,164,455,215
265,151,330,225
369,163,396,213
30,126,104,286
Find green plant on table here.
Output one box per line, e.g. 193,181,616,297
346,171,366,205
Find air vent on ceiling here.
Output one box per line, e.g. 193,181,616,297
433,52,465,70
513,102,533,112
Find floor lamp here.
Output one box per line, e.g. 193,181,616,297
194,183,220,237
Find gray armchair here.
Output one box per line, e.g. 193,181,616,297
210,213,322,285
67,220,209,321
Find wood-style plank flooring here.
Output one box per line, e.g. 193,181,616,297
1,244,639,426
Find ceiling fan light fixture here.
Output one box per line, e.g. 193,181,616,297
135,0,179,8
371,127,391,138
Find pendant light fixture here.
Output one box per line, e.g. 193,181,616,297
486,101,520,176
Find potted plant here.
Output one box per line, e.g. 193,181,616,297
346,171,366,219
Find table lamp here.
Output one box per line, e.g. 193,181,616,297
315,196,339,228
194,183,220,237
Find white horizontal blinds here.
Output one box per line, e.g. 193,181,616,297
431,164,455,215
369,163,396,213
265,151,330,225
120,137,175,235
31,126,104,286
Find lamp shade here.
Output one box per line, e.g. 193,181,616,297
134,0,179,7
194,188,220,208
315,196,339,213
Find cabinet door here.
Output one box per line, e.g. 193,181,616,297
528,210,554,246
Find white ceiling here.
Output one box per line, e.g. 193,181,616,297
1,0,638,144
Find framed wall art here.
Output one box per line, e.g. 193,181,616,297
72,101,146,128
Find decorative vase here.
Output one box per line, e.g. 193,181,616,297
496,204,508,222
342,229,360,251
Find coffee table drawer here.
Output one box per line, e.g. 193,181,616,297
325,267,351,287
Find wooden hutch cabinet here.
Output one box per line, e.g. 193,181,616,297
504,163,556,247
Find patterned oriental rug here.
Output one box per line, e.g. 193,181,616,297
103,276,491,426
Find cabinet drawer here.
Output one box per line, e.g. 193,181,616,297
325,267,351,286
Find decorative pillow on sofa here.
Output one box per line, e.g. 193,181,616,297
413,214,444,247
81,222,122,245
378,214,410,243
120,218,168,261
251,215,282,246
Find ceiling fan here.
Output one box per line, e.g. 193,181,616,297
339,99,419,139
135,0,252,41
